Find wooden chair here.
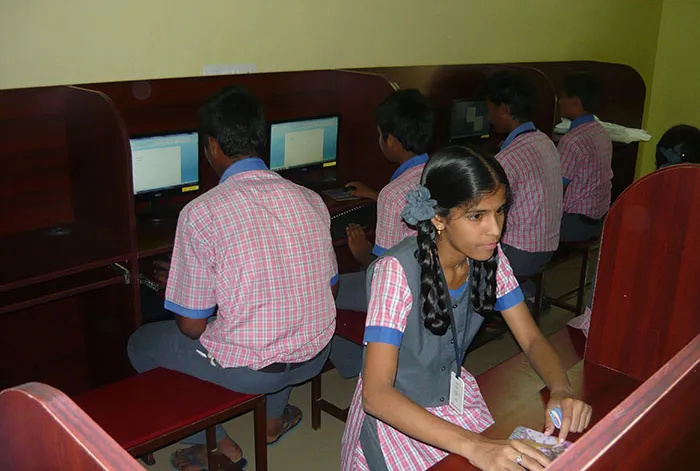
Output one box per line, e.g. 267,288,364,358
549,238,600,315
0,382,143,470
518,268,545,324
74,367,267,470
311,308,366,430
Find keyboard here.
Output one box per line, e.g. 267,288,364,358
330,204,377,240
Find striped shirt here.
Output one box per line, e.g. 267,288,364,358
373,153,428,256
165,157,338,369
496,123,563,252
559,116,613,219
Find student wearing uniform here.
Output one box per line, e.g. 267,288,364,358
331,89,435,378
557,72,613,242
486,71,563,297
341,147,592,471
569,123,700,337
127,86,338,470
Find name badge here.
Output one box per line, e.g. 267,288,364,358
449,372,465,414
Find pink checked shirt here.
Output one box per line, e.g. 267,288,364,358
372,154,428,256
165,158,338,370
341,245,521,470
496,125,563,252
559,118,613,219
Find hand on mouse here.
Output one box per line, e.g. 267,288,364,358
345,181,379,201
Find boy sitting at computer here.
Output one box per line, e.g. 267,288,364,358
331,89,435,378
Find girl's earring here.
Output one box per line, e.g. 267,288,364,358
437,228,442,236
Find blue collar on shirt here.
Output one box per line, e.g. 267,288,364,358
570,114,595,130
219,157,269,184
500,122,537,150
391,153,429,181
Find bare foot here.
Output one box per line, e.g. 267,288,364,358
170,438,243,471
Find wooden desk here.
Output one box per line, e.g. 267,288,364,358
429,331,641,470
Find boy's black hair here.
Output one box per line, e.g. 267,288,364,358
199,86,267,157
562,72,602,113
486,71,536,122
655,125,700,169
374,89,435,155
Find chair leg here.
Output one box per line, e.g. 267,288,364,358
253,396,268,471
311,374,322,430
533,272,544,325
205,426,220,470
576,249,590,315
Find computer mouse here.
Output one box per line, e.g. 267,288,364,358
345,185,357,191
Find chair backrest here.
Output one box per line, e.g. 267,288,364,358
586,164,700,381
0,382,141,470
548,333,700,471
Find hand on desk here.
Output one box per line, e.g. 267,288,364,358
468,439,550,471
544,391,592,442
153,259,171,288
346,224,373,268
345,181,379,201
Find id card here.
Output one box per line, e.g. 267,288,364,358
449,372,465,413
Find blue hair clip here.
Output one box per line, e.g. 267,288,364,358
401,185,437,226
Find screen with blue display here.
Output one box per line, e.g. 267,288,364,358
269,116,339,171
130,132,199,194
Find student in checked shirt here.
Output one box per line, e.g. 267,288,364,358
331,89,435,378
557,72,613,242
127,86,339,471
341,148,591,471
486,71,563,298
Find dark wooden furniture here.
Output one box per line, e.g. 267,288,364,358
549,238,600,315
0,382,143,470
311,308,367,429
0,71,395,395
73,367,267,471
431,163,700,470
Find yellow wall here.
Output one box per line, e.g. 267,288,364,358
638,0,700,176
0,0,662,91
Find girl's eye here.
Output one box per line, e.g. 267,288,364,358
468,213,482,221
496,206,506,214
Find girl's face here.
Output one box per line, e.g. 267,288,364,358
432,186,507,262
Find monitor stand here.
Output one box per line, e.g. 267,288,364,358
140,200,180,225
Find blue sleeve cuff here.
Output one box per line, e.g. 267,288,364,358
562,177,572,184
330,273,339,286
164,300,216,319
494,287,525,311
371,244,387,257
363,326,403,347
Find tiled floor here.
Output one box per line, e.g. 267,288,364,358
145,255,592,470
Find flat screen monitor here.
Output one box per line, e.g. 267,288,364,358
130,131,199,197
449,100,490,140
269,116,339,172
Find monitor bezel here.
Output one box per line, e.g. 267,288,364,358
267,114,341,173
448,99,491,141
129,129,201,200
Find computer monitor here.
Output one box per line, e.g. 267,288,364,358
269,116,339,172
449,100,490,141
130,131,200,199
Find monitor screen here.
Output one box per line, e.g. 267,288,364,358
269,116,339,171
130,132,199,195
449,100,490,140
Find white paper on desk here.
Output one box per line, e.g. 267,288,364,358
554,116,652,144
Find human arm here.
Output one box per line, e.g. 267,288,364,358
346,224,376,268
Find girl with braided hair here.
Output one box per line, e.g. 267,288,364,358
341,147,591,471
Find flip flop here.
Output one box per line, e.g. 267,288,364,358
266,404,303,446
169,445,248,470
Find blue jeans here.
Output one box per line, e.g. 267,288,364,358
330,271,367,378
127,320,330,444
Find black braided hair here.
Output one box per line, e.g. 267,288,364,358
414,146,511,335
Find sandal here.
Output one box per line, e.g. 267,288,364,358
169,444,247,471
266,404,303,445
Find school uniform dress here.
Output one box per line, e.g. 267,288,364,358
495,122,563,287
332,154,428,378
127,157,338,443
340,238,524,470
558,115,613,242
